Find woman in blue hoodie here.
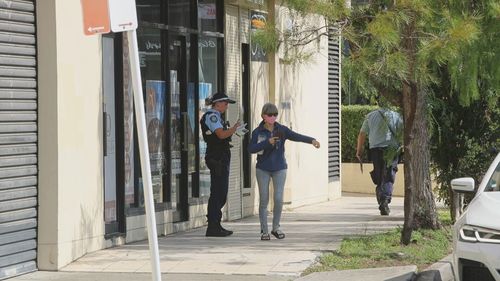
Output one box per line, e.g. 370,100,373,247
248,103,320,240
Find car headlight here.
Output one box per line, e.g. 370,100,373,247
460,225,500,243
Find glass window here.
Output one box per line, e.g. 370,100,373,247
137,28,166,204
198,36,218,93
186,36,197,198
137,0,163,23
485,162,500,192
138,28,162,80
198,36,218,197
168,35,183,210
168,0,195,28
198,0,217,32
103,36,118,224
130,0,225,202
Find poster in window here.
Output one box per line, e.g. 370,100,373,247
250,11,268,62
198,3,216,20
146,80,166,173
146,80,166,203
170,70,182,174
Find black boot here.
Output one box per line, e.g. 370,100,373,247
218,222,233,236
379,199,390,216
206,222,231,237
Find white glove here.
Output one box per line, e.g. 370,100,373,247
235,123,249,137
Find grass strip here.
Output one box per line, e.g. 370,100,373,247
304,209,453,274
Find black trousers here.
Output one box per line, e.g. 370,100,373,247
205,150,231,223
369,147,399,204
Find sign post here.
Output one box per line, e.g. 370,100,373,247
81,1,161,280
125,29,162,281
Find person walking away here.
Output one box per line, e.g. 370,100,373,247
248,103,320,240
200,92,246,237
356,99,403,215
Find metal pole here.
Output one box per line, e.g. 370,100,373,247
126,30,162,281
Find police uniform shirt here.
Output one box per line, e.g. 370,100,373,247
360,109,402,149
205,109,223,134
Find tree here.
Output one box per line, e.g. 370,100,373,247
254,0,484,244
445,0,500,107
430,0,500,222
430,83,499,222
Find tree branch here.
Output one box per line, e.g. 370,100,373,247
287,31,329,47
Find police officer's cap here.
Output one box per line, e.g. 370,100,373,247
211,92,236,104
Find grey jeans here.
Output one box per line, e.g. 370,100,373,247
256,168,287,234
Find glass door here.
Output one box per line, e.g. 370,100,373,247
103,36,119,233
168,34,196,222
103,35,124,235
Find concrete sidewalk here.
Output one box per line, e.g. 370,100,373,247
10,194,406,281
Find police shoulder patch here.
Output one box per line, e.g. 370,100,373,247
210,115,218,123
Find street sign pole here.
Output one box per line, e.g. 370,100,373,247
126,29,162,281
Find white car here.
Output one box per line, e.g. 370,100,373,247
451,152,500,281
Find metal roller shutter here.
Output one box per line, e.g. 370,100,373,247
0,0,38,279
225,5,242,221
328,30,340,182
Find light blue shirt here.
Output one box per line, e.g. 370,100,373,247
360,109,402,149
205,109,223,133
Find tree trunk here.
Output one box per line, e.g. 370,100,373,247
401,86,440,245
401,83,415,245
450,186,461,223
400,15,440,245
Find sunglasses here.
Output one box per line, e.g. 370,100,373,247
265,113,278,117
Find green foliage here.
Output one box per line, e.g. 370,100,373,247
283,0,350,20
430,84,499,207
367,11,400,49
446,2,500,106
255,0,495,108
341,46,378,104
345,0,481,94
438,208,452,226
340,1,496,238
304,210,452,274
250,0,350,64
341,105,402,163
252,23,280,53
258,0,497,236
341,105,378,162
383,144,402,168
490,1,500,17
429,0,500,208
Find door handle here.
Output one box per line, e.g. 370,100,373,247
182,112,188,152
103,111,108,157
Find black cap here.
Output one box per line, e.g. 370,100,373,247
211,92,236,104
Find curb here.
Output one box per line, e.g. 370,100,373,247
295,265,417,281
414,254,455,281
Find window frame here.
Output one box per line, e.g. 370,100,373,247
123,0,225,215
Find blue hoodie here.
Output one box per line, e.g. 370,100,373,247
248,121,315,172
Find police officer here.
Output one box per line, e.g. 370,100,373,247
356,96,403,216
201,92,241,237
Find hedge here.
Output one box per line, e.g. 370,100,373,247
341,105,378,162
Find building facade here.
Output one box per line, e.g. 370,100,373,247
0,0,341,279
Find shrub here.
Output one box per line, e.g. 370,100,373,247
430,90,499,216
341,105,378,162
